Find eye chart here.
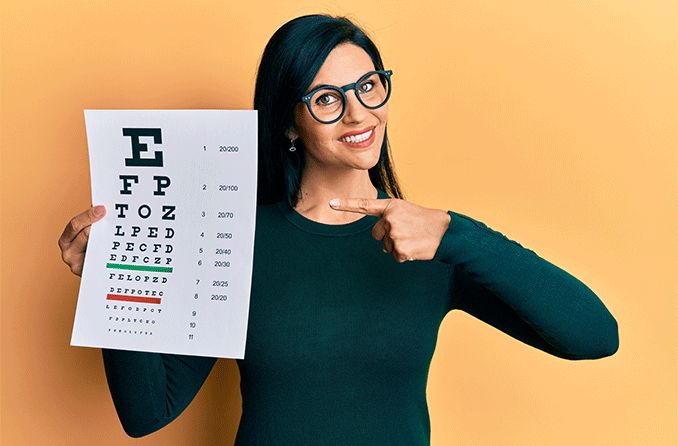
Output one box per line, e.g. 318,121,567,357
70,110,257,359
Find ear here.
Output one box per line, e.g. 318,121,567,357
285,127,298,141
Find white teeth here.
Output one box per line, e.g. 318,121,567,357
340,129,373,143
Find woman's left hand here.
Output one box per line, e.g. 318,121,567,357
328,197,451,263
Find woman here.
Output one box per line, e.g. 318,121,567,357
58,14,619,445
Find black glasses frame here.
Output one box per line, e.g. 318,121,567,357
299,69,393,124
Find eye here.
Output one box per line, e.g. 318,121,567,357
315,92,339,106
359,80,375,94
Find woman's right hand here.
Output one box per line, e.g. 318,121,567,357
58,205,107,277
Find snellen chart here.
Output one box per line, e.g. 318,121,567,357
71,110,257,359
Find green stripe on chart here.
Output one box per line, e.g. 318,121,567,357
106,263,173,273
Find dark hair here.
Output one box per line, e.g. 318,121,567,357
253,13,405,206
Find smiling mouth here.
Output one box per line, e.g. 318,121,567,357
337,127,377,148
338,127,375,143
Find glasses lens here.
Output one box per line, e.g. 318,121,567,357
357,72,390,108
309,88,344,123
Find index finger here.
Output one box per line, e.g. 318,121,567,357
59,205,106,248
328,198,392,216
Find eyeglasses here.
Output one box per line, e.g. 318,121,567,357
299,69,393,124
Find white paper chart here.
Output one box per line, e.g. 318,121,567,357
70,109,257,359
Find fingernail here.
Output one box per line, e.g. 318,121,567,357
329,199,340,207
94,205,104,216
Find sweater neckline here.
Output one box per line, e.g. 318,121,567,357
276,188,390,236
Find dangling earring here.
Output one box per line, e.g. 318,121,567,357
289,137,297,152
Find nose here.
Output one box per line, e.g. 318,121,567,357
342,90,368,123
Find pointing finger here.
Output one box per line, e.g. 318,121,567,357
328,198,392,216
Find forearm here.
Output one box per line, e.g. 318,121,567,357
101,348,217,437
434,210,619,360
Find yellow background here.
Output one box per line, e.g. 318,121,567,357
1,1,676,444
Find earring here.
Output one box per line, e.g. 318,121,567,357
289,138,297,152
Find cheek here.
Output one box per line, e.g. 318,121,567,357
312,126,336,143
299,122,336,149
377,107,388,124
375,110,388,135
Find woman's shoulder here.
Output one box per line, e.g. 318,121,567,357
254,200,285,226
255,200,282,214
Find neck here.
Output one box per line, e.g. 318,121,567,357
294,173,377,224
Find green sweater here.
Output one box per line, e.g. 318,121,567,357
101,188,618,444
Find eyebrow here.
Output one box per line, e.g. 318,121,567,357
305,70,375,94
304,82,329,94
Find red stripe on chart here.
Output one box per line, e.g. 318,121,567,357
107,294,161,304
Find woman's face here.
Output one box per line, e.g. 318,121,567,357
288,42,388,171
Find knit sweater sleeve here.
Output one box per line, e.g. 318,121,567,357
432,210,619,360
101,349,217,437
